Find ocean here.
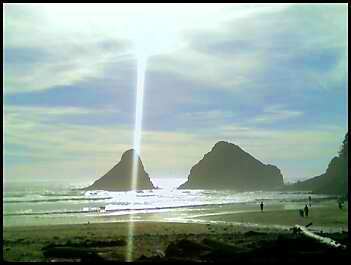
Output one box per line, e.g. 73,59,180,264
3,179,335,227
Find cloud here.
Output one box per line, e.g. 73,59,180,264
4,105,346,183
3,105,123,129
250,105,303,124
149,47,264,91
3,4,292,94
3,4,348,184
4,41,132,93
4,4,347,96
148,4,347,95
4,105,119,116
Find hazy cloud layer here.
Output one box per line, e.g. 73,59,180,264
4,4,348,183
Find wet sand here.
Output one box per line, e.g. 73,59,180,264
196,200,348,232
3,199,348,262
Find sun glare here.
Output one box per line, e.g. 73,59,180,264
126,54,147,261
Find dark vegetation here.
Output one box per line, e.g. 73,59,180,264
287,132,348,196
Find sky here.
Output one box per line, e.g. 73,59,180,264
3,3,348,185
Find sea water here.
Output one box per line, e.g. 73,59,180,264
3,179,334,227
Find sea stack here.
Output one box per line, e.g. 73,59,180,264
178,141,284,190
83,149,155,191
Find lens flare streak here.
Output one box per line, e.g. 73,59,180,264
126,56,147,262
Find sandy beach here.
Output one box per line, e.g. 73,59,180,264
196,200,348,231
3,199,348,262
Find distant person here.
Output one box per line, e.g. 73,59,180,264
338,198,344,210
338,201,343,210
299,209,304,217
260,201,264,212
308,196,312,207
304,204,309,217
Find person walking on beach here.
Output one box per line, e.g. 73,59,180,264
338,197,344,210
304,204,309,217
260,201,264,212
299,209,304,217
308,196,312,207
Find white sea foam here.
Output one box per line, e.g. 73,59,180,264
4,183,334,220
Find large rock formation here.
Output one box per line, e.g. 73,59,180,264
83,149,155,191
178,141,284,190
287,133,348,196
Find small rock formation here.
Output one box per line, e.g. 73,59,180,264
83,149,155,191
178,141,284,190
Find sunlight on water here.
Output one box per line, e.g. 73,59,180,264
126,56,147,262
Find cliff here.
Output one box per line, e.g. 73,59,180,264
287,133,348,196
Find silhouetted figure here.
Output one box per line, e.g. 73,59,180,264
299,209,304,217
260,201,264,212
338,202,343,209
304,204,309,217
308,196,312,207
338,198,344,210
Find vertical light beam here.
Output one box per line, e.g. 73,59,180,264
126,56,147,262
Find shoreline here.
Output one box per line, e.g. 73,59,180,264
3,198,348,261
3,220,349,262
4,199,348,232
